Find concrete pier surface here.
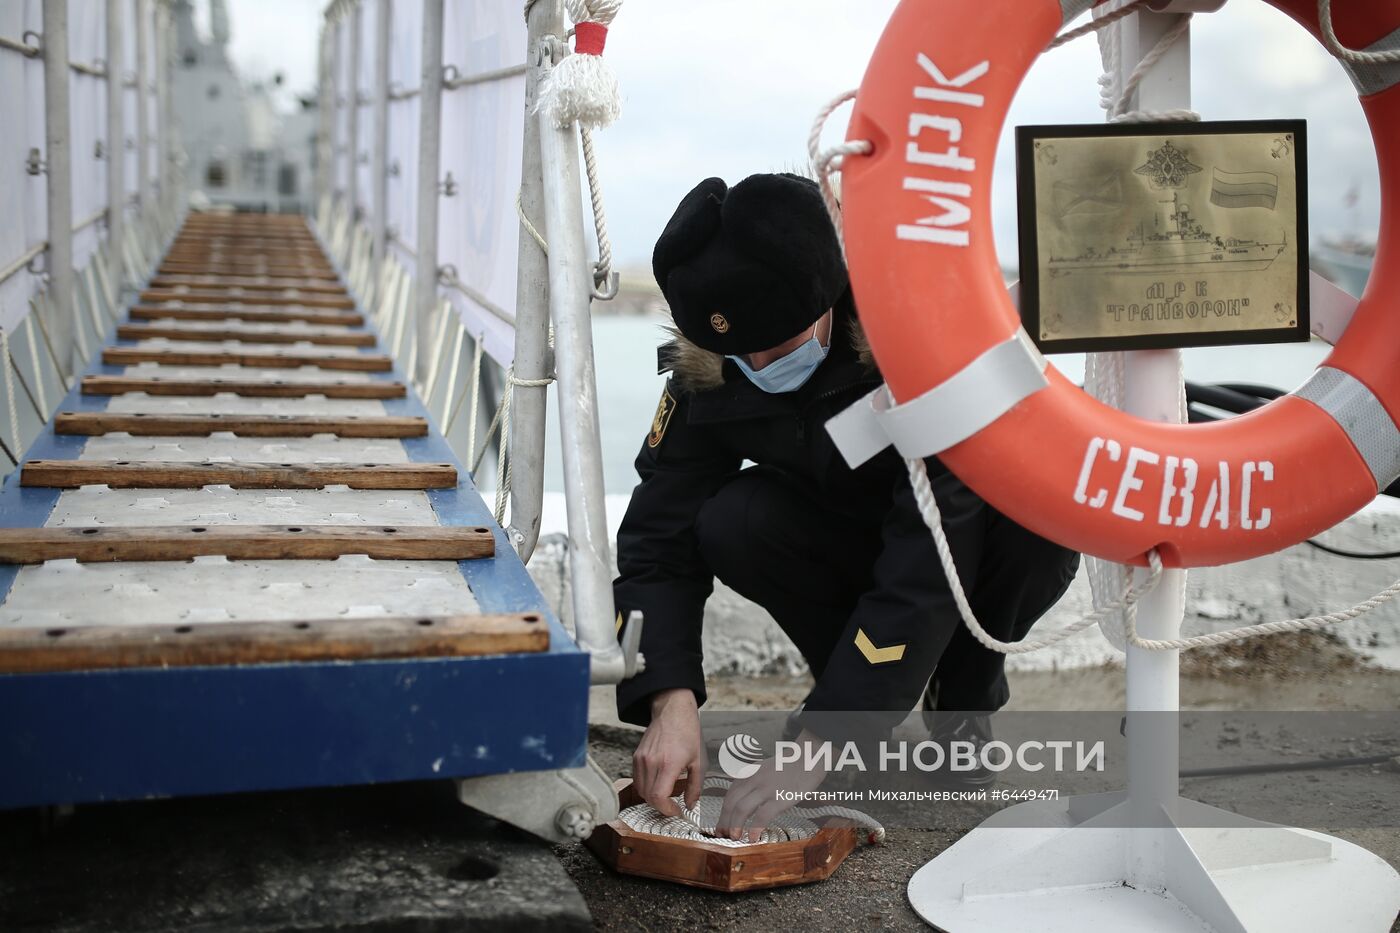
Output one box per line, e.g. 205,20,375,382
0,783,592,933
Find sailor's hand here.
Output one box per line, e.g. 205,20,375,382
633,688,707,817
716,729,829,843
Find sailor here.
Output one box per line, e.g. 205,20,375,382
613,173,1081,839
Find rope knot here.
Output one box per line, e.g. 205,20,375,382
537,0,623,129
572,21,608,56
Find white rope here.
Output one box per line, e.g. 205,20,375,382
493,375,514,525
465,363,555,524
807,88,870,257
1108,11,1200,123
565,0,621,27
516,189,549,254
618,775,885,847
1125,574,1400,647
1319,0,1400,64
1049,0,1153,49
579,127,616,298
0,327,19,459
908,455,1163,653
1126,578,1400,650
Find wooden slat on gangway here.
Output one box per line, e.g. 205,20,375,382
129,304,364,326
81,375,407,398
0,613,547,674
54,412,429,438
21,460,456,490
103,347,394,371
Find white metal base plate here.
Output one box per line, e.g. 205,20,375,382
908,796,1400,932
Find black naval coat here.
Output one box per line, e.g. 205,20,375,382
612,295,1081,741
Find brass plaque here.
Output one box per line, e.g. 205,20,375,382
1015,120,1309,353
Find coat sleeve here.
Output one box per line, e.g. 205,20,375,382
794,459,989,744
612,379,741,727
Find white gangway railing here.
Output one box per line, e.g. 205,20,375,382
315,0,636,682
0,0,182,474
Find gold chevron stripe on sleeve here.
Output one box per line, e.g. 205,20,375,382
854,628,906,664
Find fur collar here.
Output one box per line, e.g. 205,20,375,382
663,315,876,393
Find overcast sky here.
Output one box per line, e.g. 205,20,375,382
214,0,1380,269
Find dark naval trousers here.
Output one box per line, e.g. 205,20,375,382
693,465,1076,713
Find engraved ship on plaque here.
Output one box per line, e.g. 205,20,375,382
1048,191,1287,278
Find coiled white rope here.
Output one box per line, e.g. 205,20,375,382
618,776,886,847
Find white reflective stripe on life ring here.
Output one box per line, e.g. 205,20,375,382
1293,366,1400,490
827,327,1049,468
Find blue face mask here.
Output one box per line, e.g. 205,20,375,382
727,324,830,394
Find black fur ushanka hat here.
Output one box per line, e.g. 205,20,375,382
651,173,848,355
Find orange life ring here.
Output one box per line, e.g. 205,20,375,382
838,0,1400,568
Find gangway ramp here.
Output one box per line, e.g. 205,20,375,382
0,213,588,810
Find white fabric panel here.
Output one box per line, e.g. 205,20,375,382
334,17,352,196
385,0,422,256
437,0,524,365
72,226,101,276
442,0,524,81
386,93,419,257
356,2,375,213
68,0,108,271
0,1,46,330
122,0,138,222
0,0,158,331
387,0,421,102
23,0,45,278
140,2,159,197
